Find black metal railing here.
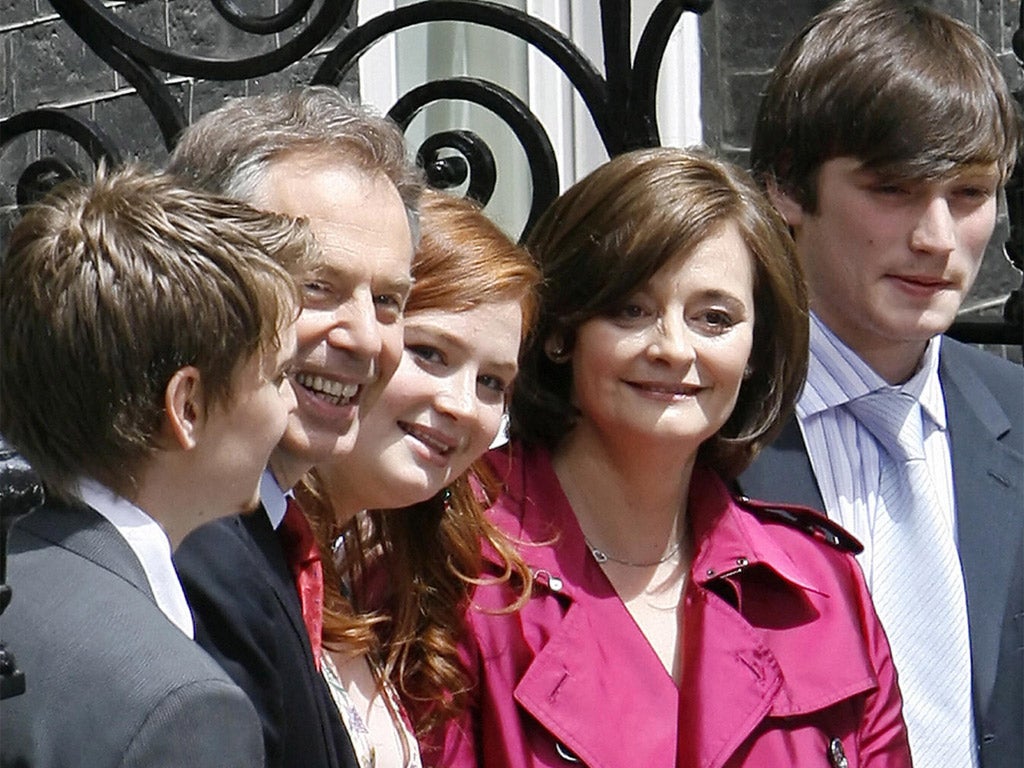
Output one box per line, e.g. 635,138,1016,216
1,0,1021,346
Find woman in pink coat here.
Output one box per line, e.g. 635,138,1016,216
423,148,911,768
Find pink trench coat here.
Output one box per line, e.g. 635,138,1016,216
423,444,911,768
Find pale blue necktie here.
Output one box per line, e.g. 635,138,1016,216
846,390,976,768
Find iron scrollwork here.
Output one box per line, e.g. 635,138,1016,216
1,0,354,212
2,108,122,206
47,0,353,81
0,0,1020,345
388,77,559,235
947,1,1024,347
312,0,713,236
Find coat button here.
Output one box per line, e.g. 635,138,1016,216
736,557,749,567
827,737,849,768
554,741,581,762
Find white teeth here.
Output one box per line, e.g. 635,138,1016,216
295,373,358,405
638,382,698,396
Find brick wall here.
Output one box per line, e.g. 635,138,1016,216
2,0,1021,353
0,0,357,240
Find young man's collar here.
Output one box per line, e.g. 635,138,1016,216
260,468,289,529
800,312,943,427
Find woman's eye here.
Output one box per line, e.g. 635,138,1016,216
408,344,445,366
614,302,647,320
478,374,508,395
699,309,735,331
477,375,509,404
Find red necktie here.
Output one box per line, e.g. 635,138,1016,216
277,497,323,671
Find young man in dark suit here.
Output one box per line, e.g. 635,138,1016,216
0,164,312,767
170,86,422,768
738,2,1022,766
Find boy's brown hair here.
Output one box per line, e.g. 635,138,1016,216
0,163,314,500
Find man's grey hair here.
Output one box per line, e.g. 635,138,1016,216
167,86,422,238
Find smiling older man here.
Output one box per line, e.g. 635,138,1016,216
170,86,421,768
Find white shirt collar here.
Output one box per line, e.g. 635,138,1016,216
260,469,288,530
800,313,946,430
76,477,195,638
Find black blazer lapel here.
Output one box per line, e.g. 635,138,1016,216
737,416,825,511
241,508,310,647
240,506,360,768
940,342,1024,717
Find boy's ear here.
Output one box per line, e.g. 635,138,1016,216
765,178,805,229
164,366,205,450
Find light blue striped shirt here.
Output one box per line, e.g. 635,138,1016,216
796,314,956,588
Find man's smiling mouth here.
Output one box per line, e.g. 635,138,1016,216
293,373,359,406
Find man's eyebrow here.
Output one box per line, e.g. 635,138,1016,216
301,264,413,293
380,276,414,296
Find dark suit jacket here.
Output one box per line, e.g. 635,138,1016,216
174,506,358,768
738,337,1023,768
1,503,264,768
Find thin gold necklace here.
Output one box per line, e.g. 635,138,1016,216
586,538,682,568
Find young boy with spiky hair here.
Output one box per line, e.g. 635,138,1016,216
0,164,313,768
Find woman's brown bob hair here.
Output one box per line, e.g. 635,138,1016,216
511,147,808,478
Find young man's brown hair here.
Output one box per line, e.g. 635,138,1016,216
751,0,1020,211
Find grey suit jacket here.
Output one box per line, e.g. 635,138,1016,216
738,337,1023,768
0,501,264,768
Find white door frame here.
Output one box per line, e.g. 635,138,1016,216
356,0,702,191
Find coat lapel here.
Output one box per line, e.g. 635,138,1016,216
940,343,1024,714
241,508,313,658
680,469,881,768
513,577,679,768
677,587,783,768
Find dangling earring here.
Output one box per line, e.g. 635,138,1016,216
440,487,453,514
548,347,570,363
544,334,570,364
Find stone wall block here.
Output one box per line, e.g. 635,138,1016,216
167,0,276,59
14,20,115,109
1,0,44,27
